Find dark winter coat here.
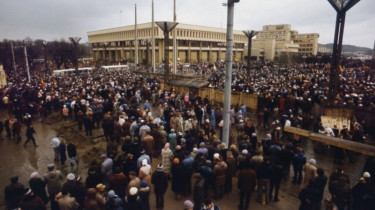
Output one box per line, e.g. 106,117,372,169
19,194,47,210
237,168,256,193
151,169,168,194
171,164,186,193
29,178,49,204
4,182,25,209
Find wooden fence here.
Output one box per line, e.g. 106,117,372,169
162,83,258,111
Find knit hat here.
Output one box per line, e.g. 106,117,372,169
242,149,248,155
30,172,39,179
363,172,371,178
107,190,116,198
184,200,194,209
140,180,148,188
129,187,138,196
67,173,75,181
96,183,106,192
173,158,180,165
309,159,316,165
47,164,55,170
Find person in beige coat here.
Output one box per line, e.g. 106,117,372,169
303,158,318,185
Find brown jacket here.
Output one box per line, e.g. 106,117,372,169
238,168,256,193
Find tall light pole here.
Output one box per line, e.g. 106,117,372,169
327,0,360,105
223,0,239,146
173,0,178,74
156,21,178,81
42,41,48,73
243,30,258,78
152,0,156,73
69,37,81,75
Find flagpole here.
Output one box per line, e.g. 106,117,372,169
152,0,156,73
135,4,138,66
11,41,17,77
173,0,177,74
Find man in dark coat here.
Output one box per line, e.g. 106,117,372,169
237,162,256,210
292,147,306,184
19,188,47,210
4,176,25,210
270,160,284,202
298,182,320,210
331,176,352,210
24,124,37,147
256,156,272,204
193,173,204,210
151,163,168,210
313,168,327,208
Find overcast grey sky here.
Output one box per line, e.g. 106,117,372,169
0,0,374,48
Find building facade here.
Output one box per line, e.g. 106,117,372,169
87,23,319,63
88,23,247,64
250,24,319,60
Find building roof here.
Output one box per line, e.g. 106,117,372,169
87,22,246,36
167,79,209,89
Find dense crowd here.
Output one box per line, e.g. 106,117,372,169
1,61,375,210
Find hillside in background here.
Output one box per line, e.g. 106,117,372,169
319,43,372,54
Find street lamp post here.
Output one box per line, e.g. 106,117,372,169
156,21,178,81
327,0,360,105
243,30,258,78
223,0,240,146
69,37,81,75
42,41,48,73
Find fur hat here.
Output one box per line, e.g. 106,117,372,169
309,159,316,165
30,172,39,179
363,172,371,178
129,187,138,196
96,183,106,192
184,200,194,209
67,173,75,181
242,149,248,155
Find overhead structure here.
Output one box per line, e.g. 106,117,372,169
327,0,360,105
68,37,81,75
156,21,178,81
243,30,258,78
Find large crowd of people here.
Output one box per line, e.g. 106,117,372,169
1,60,375,210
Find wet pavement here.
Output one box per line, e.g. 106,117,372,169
0,108,369,209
